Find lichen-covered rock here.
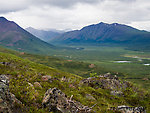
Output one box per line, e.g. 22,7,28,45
85,94,96,100
27,82,39,99
61,76,69,82
0,62,11,66
34,82,42,89
0,75,22,113
42,88,93,113
80,73,133,96
110,91,123,96
110,105,146,113
89,64,95,68
41,75,52,81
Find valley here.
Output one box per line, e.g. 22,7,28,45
45,45,150,90
2,43,149,90
0,48,149,112
0,17,150,113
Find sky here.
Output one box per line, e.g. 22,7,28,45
0,0,150,31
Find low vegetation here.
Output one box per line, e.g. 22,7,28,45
0,45,150,90
0,47,150,112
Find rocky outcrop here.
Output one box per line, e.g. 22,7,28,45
89,64,95,68
41,75,59,83
42,88,94,113
80,73,133,96
0,62,11,66
34,82,42,89
41,75,52,81
0,75,22,113
110,105,146,113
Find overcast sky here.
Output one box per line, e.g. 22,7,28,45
0,0,150,31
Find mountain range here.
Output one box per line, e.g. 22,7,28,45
1,17,150,52
0,17,150,113
50,22,150,51
0,17,54,53
26,27,62,42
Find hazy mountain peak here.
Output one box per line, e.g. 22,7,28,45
26,27,61,42
26,27,34,30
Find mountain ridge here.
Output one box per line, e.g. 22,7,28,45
0,17,55,53
50,22,150,50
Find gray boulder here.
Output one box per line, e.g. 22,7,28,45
42,88,93,113
0,75,22,113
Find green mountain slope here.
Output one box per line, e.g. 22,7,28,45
0,46,149,90
0,17,55,54
0,46,115,77
50,22,150,51
0,48,149,112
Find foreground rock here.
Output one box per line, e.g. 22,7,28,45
0,75,22,113
110,105,146,113
80,73,134,96
41,75,52,81
42,88,93,113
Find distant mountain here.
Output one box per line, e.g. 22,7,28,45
0,17,55,53
26,27,62,42
50,22,150,51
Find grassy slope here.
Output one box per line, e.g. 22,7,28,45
0,46,109,77
47,45,150,90
0,49,150,112
0,45,150,90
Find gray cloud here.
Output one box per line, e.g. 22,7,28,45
33,0,136,5
0,0,138,14
0,0,30,13
34,0,100,8
0,0,101,13
30,0,137,9
0,0,150,31
0,0,134,13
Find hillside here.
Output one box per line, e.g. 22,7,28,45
50,22,150,51
26,27,62,42
0,46,149,90
0,17,55,54
0,47,150,112
0,46,110,78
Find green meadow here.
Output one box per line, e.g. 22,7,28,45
0,47,150,112
0,45,150,90
47,46,150,90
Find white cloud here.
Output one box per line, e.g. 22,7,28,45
129,21,150,31
0,0,150,31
